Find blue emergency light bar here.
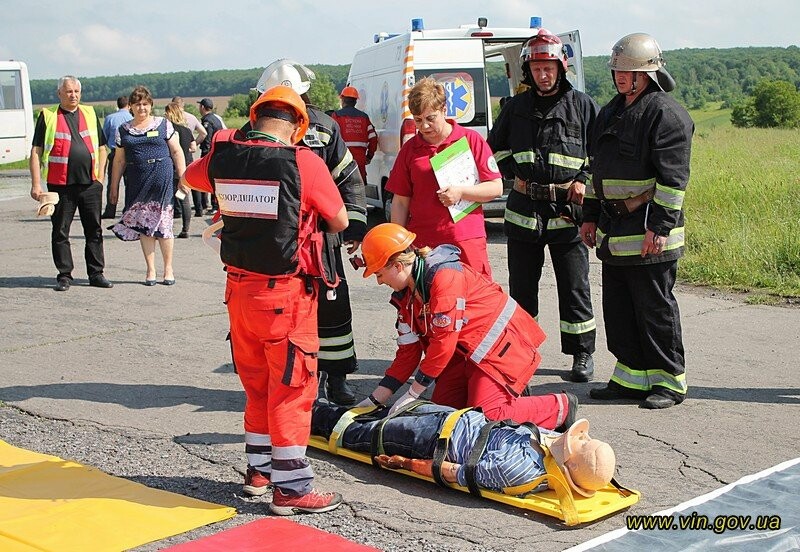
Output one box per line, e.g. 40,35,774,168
530,16,542,28
412,18,424,31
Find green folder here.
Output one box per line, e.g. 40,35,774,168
429,136,481,223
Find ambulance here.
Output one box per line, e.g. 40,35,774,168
0,61,34,164
345,17,585,218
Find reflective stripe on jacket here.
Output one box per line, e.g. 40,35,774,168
488,85,596,187
331,106,377,159
584,86,694,266
381,245,546,396
488,84,598,244
305,106,368,242
40,104,101,184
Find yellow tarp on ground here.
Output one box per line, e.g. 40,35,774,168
0,440,236,552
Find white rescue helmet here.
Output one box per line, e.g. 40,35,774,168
253,59,316,95
608,33,675,92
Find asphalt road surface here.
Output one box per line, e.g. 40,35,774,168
1,182,798,551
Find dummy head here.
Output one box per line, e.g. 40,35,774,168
549,419,616,497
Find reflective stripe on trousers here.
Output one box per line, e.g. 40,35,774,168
226,274,319,495
317,246,358,375
602,261,687,401
610,360,687,395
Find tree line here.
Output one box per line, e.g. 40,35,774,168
32,46,799,118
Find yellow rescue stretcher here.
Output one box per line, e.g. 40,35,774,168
308,404,640,526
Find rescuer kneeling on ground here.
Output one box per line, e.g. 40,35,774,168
353,223,578,431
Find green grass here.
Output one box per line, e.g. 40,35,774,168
689,102,732,136
0,159,28,170
225,115,247,130
4,105,798,298
683,106,800,298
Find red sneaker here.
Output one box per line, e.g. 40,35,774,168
269,488,343,515
243,467,271,497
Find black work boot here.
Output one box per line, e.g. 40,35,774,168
641,391,679,409
561,352,594,382
325,374,356,405
590,381,646,401
54,276,71,292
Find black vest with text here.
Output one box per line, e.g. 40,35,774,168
208,131,309,277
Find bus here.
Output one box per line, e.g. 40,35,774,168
0,61,34,165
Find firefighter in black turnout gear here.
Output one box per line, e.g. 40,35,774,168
488,29,598,382
581,34,693,410
251,59,368,405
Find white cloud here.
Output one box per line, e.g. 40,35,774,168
47,25,161,76
165,34,218,60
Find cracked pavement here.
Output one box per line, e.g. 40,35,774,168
0,189,798,551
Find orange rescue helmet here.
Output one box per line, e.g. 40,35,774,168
361,223,416,277
340,86,359,99
249,85,310,139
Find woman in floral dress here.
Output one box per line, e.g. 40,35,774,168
109,86,186,285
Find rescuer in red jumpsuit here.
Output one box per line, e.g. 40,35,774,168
354,223,578,431
182,86,349,515
331,86,377,185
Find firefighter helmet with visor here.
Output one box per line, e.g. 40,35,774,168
608,33,665,72
520,29,568,72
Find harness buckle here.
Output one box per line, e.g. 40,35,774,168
601,189,654,219
513,178,570,202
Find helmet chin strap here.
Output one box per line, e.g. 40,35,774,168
613,71,640,96
624,77,638,96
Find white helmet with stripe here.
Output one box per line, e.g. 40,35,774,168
253,59,316,95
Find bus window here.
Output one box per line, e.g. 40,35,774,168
0,70,24,110
0,61,33,164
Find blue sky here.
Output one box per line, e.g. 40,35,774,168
2,0,797,79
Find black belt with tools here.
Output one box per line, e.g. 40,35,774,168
512,178,572,202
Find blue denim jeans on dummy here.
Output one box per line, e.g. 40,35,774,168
311,402,455,459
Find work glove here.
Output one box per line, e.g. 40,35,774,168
387,387,421,416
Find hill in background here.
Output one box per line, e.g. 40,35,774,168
31,47,800,110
